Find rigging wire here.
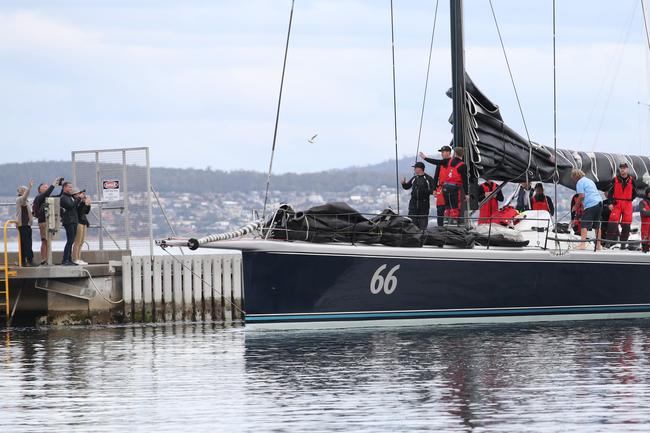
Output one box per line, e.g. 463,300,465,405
642,0,650,51
390,0,400,214
591,1,639,150
639,0,650,154
488,0,534,183
578,1,638,149
414,0,440,164
161,248,245,315
552,0,560,250
262,0,295,220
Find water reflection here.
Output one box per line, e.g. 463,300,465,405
2,320,650,432
243,322,650,432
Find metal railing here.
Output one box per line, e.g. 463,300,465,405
259,208,632,252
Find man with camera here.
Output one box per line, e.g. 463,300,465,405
32,177,63,265
59,181,80,265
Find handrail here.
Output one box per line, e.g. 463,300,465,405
2,220,21,320
3,220,22,268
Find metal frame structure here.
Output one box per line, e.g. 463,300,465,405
71,147,154,256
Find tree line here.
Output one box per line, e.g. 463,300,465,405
0,158,421,196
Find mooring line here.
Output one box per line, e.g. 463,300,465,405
161,248,245,315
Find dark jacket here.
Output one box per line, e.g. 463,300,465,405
32,185,55,223
516,187,533,212
77,201,91,227
402,174,435,211
60,193,80,226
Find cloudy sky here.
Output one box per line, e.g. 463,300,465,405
1,0,649,172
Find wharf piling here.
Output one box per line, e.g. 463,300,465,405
121,254,243,324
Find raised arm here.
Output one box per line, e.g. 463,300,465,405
17,180,34,205
401,176,414,190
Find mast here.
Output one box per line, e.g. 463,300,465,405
450,0,476,221
450,0,466,152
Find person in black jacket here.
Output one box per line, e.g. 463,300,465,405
401,162,435,230
72,190,91,265
32,177,62,265
516,182,533,212
59,182,80,265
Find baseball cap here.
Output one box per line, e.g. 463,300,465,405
619,162,629,168
438,145,452,152
412,162,425,169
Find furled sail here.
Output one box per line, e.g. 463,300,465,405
455,75,650,195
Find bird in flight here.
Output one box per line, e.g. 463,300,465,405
308,134,318,144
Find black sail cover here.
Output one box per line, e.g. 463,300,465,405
455,74,650,195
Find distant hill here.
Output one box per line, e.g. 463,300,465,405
0,157,425,195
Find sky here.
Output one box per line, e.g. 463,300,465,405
1,0,649,173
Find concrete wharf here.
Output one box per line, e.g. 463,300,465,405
3,250,243,326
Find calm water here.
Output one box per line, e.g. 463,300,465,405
2,320,650,432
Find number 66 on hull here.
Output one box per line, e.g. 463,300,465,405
370,264,400,295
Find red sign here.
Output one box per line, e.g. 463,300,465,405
103,180,120,189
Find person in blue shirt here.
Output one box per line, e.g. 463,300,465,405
571,169,603,250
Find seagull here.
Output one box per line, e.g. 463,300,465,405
308,134,318,144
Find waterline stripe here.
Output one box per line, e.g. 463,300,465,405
246,305,650,322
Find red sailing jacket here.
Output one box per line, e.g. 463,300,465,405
612,175,635,203
444,160,465,186
479,182,499,221
531,195,550,212
641,199,650,224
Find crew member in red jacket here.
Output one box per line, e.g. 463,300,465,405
607,162,637,249
530,183,555,215
477,180,503,224
420,145,452,226
441,147,469,224
640,187,650,253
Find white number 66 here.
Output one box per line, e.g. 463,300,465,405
370,264,400,295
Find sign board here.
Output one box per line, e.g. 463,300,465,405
102,179,121,201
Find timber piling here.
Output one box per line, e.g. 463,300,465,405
121,254,243,324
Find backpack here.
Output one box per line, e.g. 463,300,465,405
32,198,40,218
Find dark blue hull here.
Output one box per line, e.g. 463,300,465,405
233,241,650,328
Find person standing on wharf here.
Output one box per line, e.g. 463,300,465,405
15,180,34,266
59,181,80,265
